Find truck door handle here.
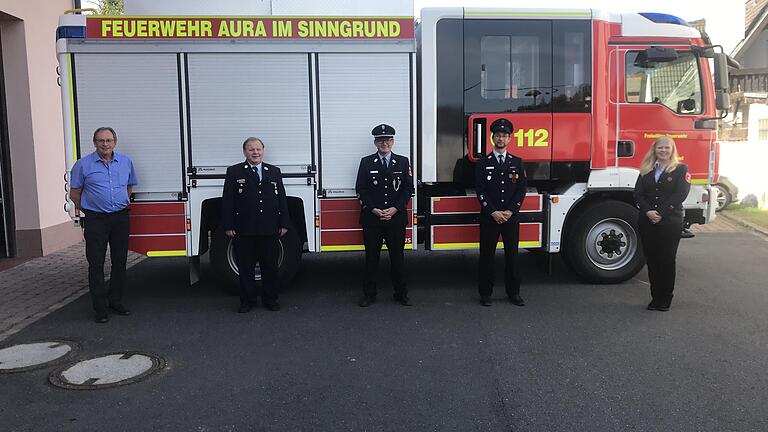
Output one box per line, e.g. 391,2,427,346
472,117,486,158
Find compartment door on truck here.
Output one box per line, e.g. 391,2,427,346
185,53,317,252
316,53,414,251
74,54,184,197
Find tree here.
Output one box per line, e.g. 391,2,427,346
97,0,124,15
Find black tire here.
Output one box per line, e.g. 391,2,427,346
562,200,645,284
714,184,732,211
209,226,302,295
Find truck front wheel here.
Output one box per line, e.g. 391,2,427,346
209,226,302,295
562,201,645,284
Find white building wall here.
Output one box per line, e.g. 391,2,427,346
719,103,768,208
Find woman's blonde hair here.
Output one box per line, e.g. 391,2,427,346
639,136,681,175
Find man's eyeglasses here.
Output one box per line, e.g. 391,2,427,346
374,138,394,143
95,139,115,144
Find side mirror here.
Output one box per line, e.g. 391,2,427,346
634,47,678,67
716,91,730,111
714,53,730,92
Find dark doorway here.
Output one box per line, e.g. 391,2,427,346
0,30,15,257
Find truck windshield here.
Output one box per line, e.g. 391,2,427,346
625,51,702,114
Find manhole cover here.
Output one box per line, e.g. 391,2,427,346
49,351,165,390
0,340,80,373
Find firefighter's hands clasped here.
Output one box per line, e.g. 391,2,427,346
491,210,513,224
225,229,236,237
646,210,662,224
372,207,398,220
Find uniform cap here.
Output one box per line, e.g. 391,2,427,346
372,124,396,138
490,118,513,134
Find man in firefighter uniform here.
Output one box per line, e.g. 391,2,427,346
221,137,290,313
475,118,528,307
355,124,415,307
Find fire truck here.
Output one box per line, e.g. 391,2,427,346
56,7,730,289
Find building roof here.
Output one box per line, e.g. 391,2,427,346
732,3,768,60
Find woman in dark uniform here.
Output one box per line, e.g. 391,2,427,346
634,136,691,311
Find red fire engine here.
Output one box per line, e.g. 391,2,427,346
56,8,730,288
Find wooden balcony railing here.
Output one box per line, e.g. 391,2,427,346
730,68,768,94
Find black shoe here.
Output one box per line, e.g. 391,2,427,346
264,301,281,312
94,314,109,323
238,303,252,313
359,296,376,307
655,304,670,312
108,304,131,316
479,296,492,307
393,294,412,306
647,301,659,311
509,295,526,306
681,228,695,239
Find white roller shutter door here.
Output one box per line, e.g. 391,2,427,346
318,53,412,193
75,54,183,194
186,54,311,167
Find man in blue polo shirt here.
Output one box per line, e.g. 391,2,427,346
70,127,138,323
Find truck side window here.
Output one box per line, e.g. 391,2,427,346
480,35,542,103
553,21,592,113
464,20,552,113
625,51,703,114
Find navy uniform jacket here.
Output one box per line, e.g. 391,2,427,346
355,152,414,226
633,164,690,225
475,152,528,219
221,161,290,236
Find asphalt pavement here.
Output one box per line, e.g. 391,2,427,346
1,230,767,432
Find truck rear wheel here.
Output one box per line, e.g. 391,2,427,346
209,226,302,295
562,200,645,284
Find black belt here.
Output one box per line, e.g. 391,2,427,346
83,208,129,216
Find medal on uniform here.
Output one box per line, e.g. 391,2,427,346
487,175,491,181
373,180,378,185
393,177,401,191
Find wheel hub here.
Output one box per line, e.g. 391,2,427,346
597,230,626,258
585,218,637,271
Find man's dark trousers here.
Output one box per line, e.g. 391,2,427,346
84,209,130,315
478,217,520,298
234,234,279,305
362,221,406,297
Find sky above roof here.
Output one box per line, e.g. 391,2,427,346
415,0,744,53
82,0,745,53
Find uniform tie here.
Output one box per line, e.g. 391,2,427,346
382,157,388,169
252,166,260,182
498,154,504,165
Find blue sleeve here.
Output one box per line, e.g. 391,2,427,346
127,160,138,186
71,160,85,189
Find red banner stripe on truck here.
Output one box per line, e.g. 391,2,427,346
430,194,542,215
431,223,542,250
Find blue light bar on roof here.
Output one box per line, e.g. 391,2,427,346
639,13,691,27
